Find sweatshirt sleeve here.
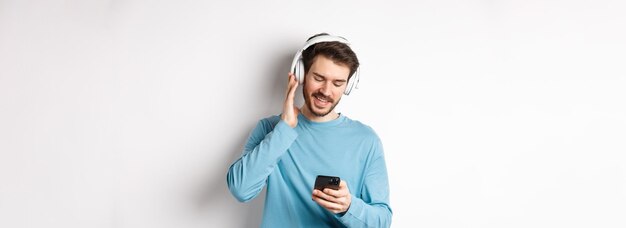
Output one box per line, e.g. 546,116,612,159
226,118,298,202
337,138,393,227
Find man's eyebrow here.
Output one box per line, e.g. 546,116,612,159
313,72,347,82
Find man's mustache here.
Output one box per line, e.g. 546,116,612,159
312,92,334,103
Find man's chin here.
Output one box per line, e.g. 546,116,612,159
312,110,330,117
310,106,333,117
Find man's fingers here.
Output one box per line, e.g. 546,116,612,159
285,73,298,99
323,188,341,198
312,196,342,212
288,74,298,96
312,194,343,212
285,74,293,96
281,73,300,128
313,189,335,202
323,180,348,197
312,189,350,214
314,189,348,204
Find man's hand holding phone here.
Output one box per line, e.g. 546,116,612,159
312,175,352,214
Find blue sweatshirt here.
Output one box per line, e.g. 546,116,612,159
227,113,392,227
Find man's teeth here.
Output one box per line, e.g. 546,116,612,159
316,96,328,102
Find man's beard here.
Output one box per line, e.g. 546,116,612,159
303,87,341,117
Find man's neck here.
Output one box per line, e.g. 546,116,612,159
300,105,339,123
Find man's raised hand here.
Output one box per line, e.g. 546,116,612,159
281,73,299,128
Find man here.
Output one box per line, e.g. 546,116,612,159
227,33,392,227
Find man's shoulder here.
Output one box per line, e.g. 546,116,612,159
260,114,281,124
257,115,281,130
342,116,380,139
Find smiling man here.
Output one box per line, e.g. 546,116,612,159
227,33,392,227
302,56,348,118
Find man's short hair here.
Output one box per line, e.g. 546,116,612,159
301,33,360,80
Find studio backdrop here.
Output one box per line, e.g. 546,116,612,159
1,0,625,227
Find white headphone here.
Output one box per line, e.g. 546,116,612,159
289,34,360,95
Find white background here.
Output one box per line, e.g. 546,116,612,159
1,0,625,227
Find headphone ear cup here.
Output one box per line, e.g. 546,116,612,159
344,74,354,95
296,59,305,83
344,67,360,95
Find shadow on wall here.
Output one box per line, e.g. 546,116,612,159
261,51,305,116
191,50,295,227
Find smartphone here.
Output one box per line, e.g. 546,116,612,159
314,175,341,191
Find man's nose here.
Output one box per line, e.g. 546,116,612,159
319,82,331,96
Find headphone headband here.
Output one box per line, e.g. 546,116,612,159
300,35,350,52
289,34,360,95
